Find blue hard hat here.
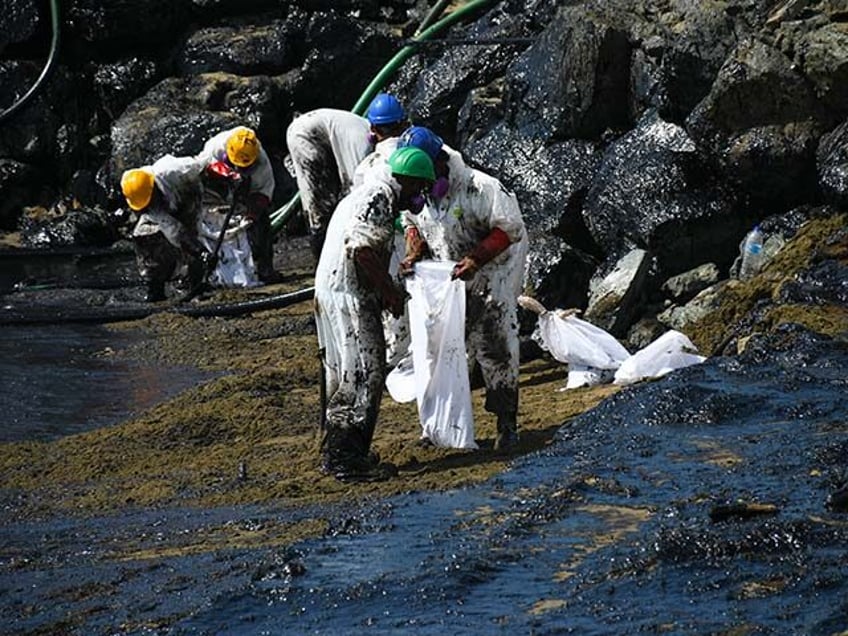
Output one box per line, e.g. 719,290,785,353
397,126,444,161
366,93,406,125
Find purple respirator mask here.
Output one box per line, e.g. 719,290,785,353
408,193,426,214
431,176,449,199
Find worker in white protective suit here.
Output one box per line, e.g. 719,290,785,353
398,128,528,451
194,126,281,283
286,93,408,260
351,125,434,369
120,156,212,302
314,146,435,482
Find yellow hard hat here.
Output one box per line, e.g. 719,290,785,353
120,168,155,211
226,128,260,168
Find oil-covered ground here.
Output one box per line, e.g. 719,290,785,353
1,222,847,635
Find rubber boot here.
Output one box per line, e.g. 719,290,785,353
144,279,166,303
186,256,207,295
249,214,283,283
320,426,396,483
494,411,519,452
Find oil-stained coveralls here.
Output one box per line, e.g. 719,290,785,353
286,109,372,258
132,155,204,300
352,136,409,368
403,148,528,445
195,127,277,281
314,169,404,476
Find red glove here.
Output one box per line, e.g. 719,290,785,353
206,160,241,181
451,227,512,281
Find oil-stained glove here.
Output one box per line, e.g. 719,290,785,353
199,249,218,273
451,227,511,281
399,226,429,277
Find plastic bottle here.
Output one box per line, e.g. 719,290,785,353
739,225,764,280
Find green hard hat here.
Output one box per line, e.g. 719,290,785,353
388,146,435,181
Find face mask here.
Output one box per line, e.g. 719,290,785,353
431,176,449,199
409,193,426,214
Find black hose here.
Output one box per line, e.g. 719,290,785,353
0,0,61,122
0,286,316,326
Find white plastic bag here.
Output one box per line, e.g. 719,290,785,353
402,260,477,449
613,330,706,386
563,365,616,390
538,312,630,369
518,296,630,391
385,353,416,403
196,210,260,288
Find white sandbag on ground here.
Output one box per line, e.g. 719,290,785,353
519,295,629,390
614,330,706,386
402,260,476,449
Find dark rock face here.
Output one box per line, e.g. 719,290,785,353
686,38,829,208
291,11,396,112
18,205,121,248
505,4,632,140
583,110,739,278
0,159,40,230
0,0,41,54
818,120,848,206
398,0,556,139
175,18,302,77
1,0,846,340
65,0,193,44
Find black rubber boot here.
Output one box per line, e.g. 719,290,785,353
320,426,396,483
494,411,519,452
248,213,283,283
144,279,166,303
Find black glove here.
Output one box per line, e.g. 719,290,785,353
199,249,218,273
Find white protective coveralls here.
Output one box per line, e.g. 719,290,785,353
132,154,201,248
195,126,276,280
314,169,401,468
403,147,528,429
286,109,372,254
352,136,409,367
194,126,275,201
131,154,204,292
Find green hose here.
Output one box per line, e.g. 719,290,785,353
270,0,499,233
0,0,61,122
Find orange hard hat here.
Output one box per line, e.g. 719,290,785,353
226,128,260,168
120,168,155,211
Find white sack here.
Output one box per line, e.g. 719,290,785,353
538,312,630,369
196,211,260,288
614,330,706,386
564,365,616,390
403,260,477,449
385,353,416,403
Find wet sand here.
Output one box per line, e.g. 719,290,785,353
0,235,618,546
2,214,845,549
